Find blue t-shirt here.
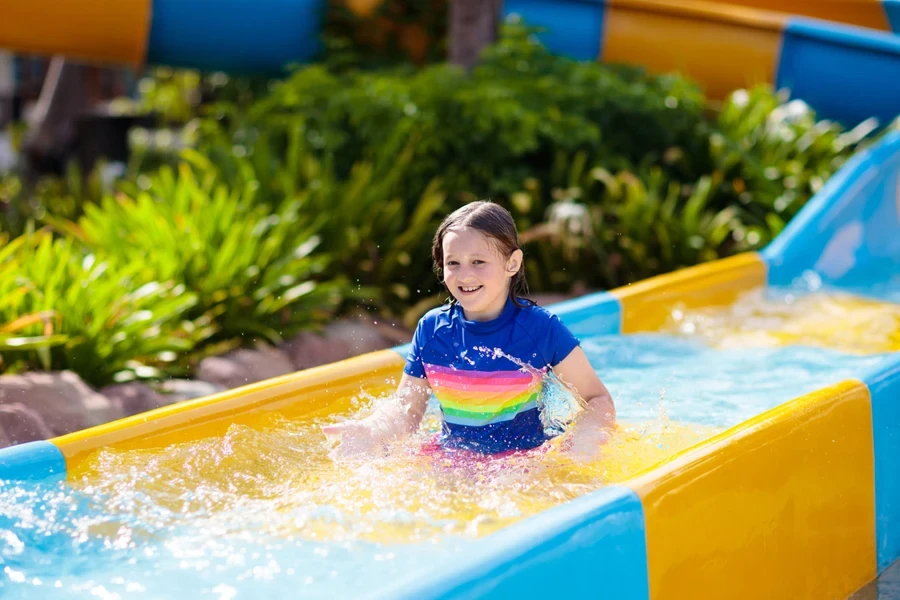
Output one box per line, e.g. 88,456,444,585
404,296,581,453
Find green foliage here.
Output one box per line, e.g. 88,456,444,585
323,0,449,70
59,159,346,348
188,116,447,319
708,86,878,248
225,21,709,215
0,230,201,386
135,67,269,126
0,164,107,236
513,158,737,290
1,20,888,389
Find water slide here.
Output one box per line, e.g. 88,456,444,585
2,0,900,598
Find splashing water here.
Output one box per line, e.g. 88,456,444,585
662,287,900,354
2,285,897,598
472,344,584,436
0,408,710,598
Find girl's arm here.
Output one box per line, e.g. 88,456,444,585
322,373,432,456
551,347,616,455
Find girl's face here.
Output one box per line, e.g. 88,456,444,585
442,227,522,321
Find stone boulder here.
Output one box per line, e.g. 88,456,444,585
0,371,123,436
100,382,171,417
0,403,55,448
155,379,224,402
281,318,401,371
100,379,227,417
197,343,295,390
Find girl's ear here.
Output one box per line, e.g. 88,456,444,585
507,249,524,274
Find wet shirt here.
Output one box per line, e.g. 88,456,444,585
404,297,580,453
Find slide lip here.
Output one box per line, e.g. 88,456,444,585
145,0,326,73
374,484,648,600
785,16,900,57
607,0,787,32
0,441,67,482
761,130,900,274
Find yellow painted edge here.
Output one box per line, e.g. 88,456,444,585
626,379,877,600
610,252,767,333
52,349,406,474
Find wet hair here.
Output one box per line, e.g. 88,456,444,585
432,201,533,308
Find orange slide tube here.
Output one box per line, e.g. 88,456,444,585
701,0,894,31
0,0,152,67
603,0,787,99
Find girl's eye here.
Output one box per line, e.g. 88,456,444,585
473,260,485,265
446,261,459,267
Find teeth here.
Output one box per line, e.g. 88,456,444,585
461,286,481,292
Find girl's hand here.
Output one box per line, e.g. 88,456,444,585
561,402,614,461
564,421,610,461
551,347,616,461
322,417,391,458
322,374,431,459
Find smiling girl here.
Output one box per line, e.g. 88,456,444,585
324,201,615,457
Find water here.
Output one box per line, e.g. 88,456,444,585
1,287,897,598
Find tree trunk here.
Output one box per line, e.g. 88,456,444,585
0,51,14,130
449,0,502,70
22,56,88,180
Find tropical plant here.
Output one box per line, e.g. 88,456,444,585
55,158,346,350
708,86,878,248
0,230,201,386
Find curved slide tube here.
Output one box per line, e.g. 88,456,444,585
0,0,899,123
2,130,899,598
504,0,900,125
0,0,326,74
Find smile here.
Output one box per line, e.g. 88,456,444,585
458,285,483,294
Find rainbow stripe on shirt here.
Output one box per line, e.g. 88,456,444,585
423,363,545,427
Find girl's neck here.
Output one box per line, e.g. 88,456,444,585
461,295,511,322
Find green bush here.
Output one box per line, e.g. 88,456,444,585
218,21,709,216
189,120,448,321
323,0,449,70
2,19,887,371
0,230,201,386
506,86,878,292
0,163,109,237
708,86,878,248
516,166,737,290
189,22,875,297
56,158,347,350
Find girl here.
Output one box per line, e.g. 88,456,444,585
323,201,615,457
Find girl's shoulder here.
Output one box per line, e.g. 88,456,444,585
415,303,454,333
513,297,556,323
512,298,574,338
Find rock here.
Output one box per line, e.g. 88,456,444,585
0,371,123,436
327,319,398,354
100,379,226,417
281,318,398,371
281,331,343,371
197,343,295,389
100,382,170,417
0,403,55,447
155,379,224,402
